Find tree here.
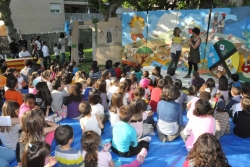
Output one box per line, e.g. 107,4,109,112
88,0,125,21
0,0,16,42
136,46,153,65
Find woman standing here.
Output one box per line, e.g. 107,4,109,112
59,33,66,64
184,27,201,78
167,27,182,75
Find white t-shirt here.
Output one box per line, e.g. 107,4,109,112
35,40,41,50
59,38,65,53
19,51,31,58
123,92,129,105
204,87,217,98
17,76,24,89
42,45,49,57
107,86,118,101
91,103,104,116
109,108,120,126
0,116,11,126
80,114,101,135
0,124,21,150
105,79,111,93
82,151,112,167
187,97,200,119
53,47,60,56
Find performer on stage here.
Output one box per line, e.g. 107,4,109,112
184,27,201,78
167,27,182,75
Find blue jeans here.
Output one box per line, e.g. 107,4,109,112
0,147,16,167
61,52,65,64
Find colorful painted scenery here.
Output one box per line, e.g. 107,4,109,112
121,6,250,82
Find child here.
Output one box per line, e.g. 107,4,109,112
199,78,217,97
35,82,53,116
126,79,134,102
16,109,59,164
109,92,123,126
106,60,116,78
174,79,187,107
191,71,205,90
21,141,57,167
186,91,211,119
62,73,73,93
140,71,150,87
225,86,242,113
79,101,103,135
120,71,127,82
157,85,183,142
78,79,87,95
111,105,150,157
187,85,197,103
181,99,216,151
116,81,129,105
4,76,23,105
164,76,173,86
149,79,165,111
214,100,230,140
83,78,96,99
233,96,250,138
51,77,69,118
53,43,60,62
134,65,142,83
130,99,154,138
49,65,57,82
102,70,111,92
130,73,138,90
63,82,87,119
82,131,148,167
96,79,109,112
89,90,108,125
183,133,230,167
231,73,241,88
37,55,45,70
73,71,85,83
147,78,154,93
28,73,38,94
107,78,119,101
19,93,38,118
0,101,20,150
217,75,229,101
114,62,122,79
55,125,84,167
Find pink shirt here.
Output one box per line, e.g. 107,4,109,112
19,103,31,118
29,87,37,95
183,115,215,151
187,97,199,119
130,112,148,136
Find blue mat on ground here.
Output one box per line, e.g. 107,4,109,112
10,112,250,167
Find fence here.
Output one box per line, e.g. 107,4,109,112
65,13,104,22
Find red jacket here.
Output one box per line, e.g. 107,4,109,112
149,87,162,112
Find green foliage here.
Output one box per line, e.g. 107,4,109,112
137,46,153,54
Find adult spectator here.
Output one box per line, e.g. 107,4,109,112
9,38,19,59
20,59,34,87
19,46,31,58
18,35,27,51
59,32,66,64
30,38,36,57
35,36,43,59
65,32,72,61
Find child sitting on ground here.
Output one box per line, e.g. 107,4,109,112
174,79,187,108
111,105,150,157
187,85,197,103
233,96,250,138
214,100,230,140
83,78,96,99
226,86,242,114
181,99,216,151
191,71,205,90
107,78,119,101
149,79,165,112
4,76,23,106
231,73,241,88
114,62,122,79
19,93,39,118
79,101,103,135
55,125,84,167
120,71,127,82
109,92,123,126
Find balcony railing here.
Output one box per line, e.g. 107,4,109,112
65,13,104,21
64,0,89,5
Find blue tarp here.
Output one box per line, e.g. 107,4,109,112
10,113,250,167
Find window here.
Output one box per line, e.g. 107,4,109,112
50,3,61,14
107,31,112,43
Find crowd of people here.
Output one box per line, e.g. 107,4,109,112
0,55,249,167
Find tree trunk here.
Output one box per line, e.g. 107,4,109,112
140,54,149,65
189,0,195,9
0,0,16,42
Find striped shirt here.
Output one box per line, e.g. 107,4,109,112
55,146,84,167
214,111,230,139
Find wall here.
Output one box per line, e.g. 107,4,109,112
10,0,65,34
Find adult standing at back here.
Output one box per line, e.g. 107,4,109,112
59,32,66,64
18,35,27,51
167,27,182,75
9,38,19,59
35,36,43,59
65,32,72,61
184,27,201,78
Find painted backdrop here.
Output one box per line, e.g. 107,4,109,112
121,6,250,82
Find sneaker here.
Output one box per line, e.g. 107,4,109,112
183,74,191,78
101,142,111,152
136,148,148,164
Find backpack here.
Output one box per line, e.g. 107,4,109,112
57,42,62,50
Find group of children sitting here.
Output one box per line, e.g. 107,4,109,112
0,58,250,167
